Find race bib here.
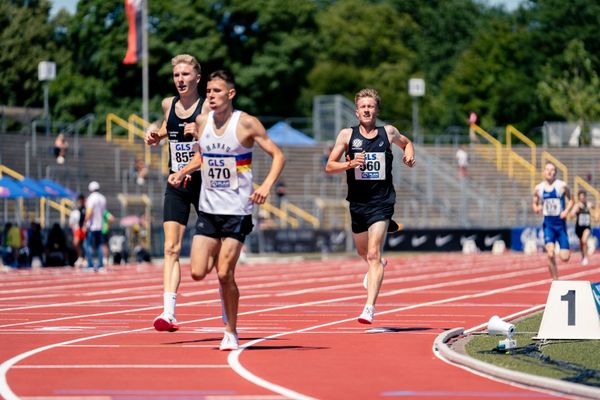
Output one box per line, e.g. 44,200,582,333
202,155,238,190
354,152,386,180
543,198,561,216
169,141,197,172
578,214,591,226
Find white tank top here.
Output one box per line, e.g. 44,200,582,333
199,110,254,215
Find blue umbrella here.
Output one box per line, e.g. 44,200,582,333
267,122,317,146
19,177,52,198
38,178,77,199
0,177,35,199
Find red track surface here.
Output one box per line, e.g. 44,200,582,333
1,252,599,399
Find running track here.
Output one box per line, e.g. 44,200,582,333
1,252,598,399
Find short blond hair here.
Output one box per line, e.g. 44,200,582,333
355,88,380,107
171,54,201,76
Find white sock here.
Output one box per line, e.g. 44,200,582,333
164,292,177,318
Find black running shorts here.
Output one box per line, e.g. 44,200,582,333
575,225,591,239
194,211,254,243
163,172,201,225
349,202,395,234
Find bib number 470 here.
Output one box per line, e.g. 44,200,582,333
208,167,231,180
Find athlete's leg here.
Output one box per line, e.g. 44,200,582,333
153,221,187,331
215,237,244,335
544,242,558,280
190,234,220,281
364,220,387,306
557,227,571,263
581,228,591,264
353,230,368,262
162,221,186,293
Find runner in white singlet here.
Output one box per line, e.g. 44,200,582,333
168,70,285,351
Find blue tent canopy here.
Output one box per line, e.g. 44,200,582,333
267,122,317,147
37,178,77,199
0,177,35,199
19,177,53,198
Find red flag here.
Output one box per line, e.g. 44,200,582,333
123,0,142,64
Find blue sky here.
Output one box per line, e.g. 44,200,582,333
50,0,78,15
482,0,524,10
50,0,525,16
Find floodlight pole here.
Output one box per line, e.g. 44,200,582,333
411,97,419,143
408,78,425,144
43,81,50,136
141,0,149,123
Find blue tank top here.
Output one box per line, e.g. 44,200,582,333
536,180,567,225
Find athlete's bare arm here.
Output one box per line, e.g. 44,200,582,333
144,97,172,146
386,125,415,168
239,113,285,204
532,185,543,214
325,128,363,174
166,111,207,188
560,186,573,220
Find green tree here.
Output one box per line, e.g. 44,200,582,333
303,0,417,128
0,0,61,108
537,39,600,130
437,15,542,135
207,0,319,116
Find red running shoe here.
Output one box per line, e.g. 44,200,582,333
153,314,179,332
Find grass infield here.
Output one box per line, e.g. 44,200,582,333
464,312,600,387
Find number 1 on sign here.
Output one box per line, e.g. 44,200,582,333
561,290,576,326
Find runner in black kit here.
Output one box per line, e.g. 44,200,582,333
570,190,595,266
144,54,209,332
325,88,415,324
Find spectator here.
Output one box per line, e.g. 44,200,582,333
468,111,479,143
53,133,69,164
456,145,469,178
27,221,44,268
6,222,22,267
2,222,19,267
275,179,287,208
257,208,275,229
108,231,128,265
134,155,149,186
84,181,107,271
45,223,68,266
68,194,87,267
102,209,115,265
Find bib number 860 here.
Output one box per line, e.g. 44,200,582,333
359,161,381,171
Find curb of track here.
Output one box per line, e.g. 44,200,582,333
434,327,600,400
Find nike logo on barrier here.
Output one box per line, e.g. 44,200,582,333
330,231,346,244
484,234,502,247
460,235,477,245
388,235,405,247
435,234,453,247
411,235,428,247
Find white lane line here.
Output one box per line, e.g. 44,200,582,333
13,364,229,369
226,266,600,400
0,258,574,331
0,253,539,312
0,275,162,295
0,259,542,400
2,260,597,399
